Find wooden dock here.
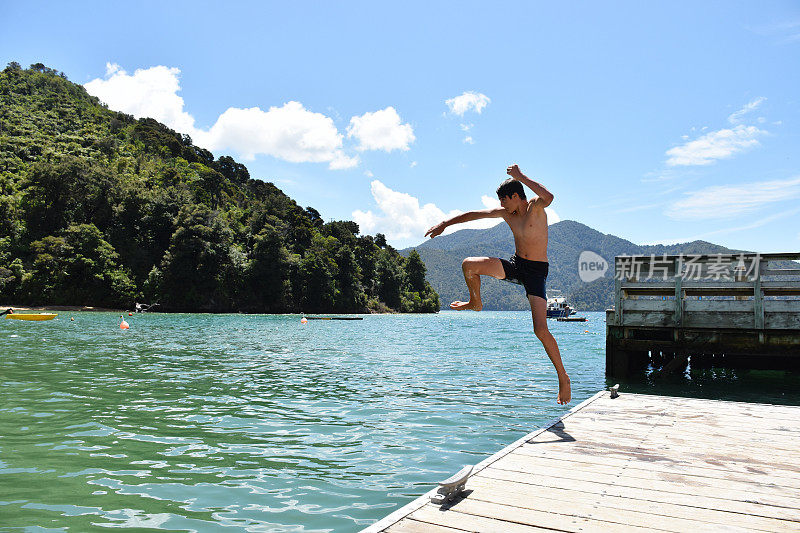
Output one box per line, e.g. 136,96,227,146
606,252,800,378
362,391,800,532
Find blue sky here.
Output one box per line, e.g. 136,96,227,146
3,1,800,251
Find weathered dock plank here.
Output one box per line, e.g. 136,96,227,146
363,392,800,532
463,477,765,532
513,446,800,486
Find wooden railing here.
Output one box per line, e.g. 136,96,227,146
608,252,800,330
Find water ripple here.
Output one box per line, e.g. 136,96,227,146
1,311,610,531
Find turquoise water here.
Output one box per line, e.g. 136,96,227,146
2,311,798,531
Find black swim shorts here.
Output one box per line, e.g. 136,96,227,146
500,255,548,299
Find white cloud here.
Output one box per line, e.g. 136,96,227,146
446,91,491,116
346,107,415,152
352,180,459,241
641,169,684,183
352,180,503,242
460,123,473,131
463,136,474,144
645,205,800,245
196,102,356,169
665,176,800,220
410,161,418,168
700,206,800,237
750,18,800,44
545,207,561,224
84,63,197,134
728,97,766,124
86,63,424,170
481,195,500,209
665,125,766,166
615,202,665,214
329,152,361,170
351,208,379,233
364,170,374,177
354,183,559,245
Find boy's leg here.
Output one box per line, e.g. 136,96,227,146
451,257,505,311
529,295,571,404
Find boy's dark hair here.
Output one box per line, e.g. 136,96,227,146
496,178,526,200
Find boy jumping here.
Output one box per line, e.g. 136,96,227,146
425,165,571,404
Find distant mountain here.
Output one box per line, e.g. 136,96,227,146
402,220,742,311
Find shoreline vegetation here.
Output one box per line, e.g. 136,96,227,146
0,303,420,314
0,63,439,314
1,304,121,312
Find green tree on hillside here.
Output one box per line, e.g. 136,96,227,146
0,63,440,313
297,248,336,312
334,245,365,312
152,205,235,311
400,250,439,312
376,249,402,310
244,225,293,312
20,224,135,307
21,157,114,240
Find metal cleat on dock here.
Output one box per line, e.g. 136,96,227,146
609,384,620,399
430,465,472,505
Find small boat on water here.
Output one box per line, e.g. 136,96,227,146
303,316,363,321
546,296,574,318
557,316,587,322
6,313,58,321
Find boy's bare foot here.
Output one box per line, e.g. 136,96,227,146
557,374,571,405
450,300,483,311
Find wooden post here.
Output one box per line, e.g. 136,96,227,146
754,276,764,330
605,328,630,378
611,349,631,378
628,350,650,375
734,263,746,301
673,258,683,327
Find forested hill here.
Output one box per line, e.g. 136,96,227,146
404,219,741,311
0,62,439,313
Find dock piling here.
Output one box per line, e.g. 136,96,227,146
606,252,800,378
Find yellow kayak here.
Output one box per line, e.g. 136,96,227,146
6,313,58,321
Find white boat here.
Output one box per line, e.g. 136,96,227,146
546,296,574,318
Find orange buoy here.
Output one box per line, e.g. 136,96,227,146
300,317,308,324
128,312,133,316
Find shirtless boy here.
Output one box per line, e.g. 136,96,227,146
424,164,571,404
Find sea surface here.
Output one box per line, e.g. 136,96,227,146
2,311,798,532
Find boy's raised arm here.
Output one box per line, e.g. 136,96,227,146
425,207,505,238
506,164,554,207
